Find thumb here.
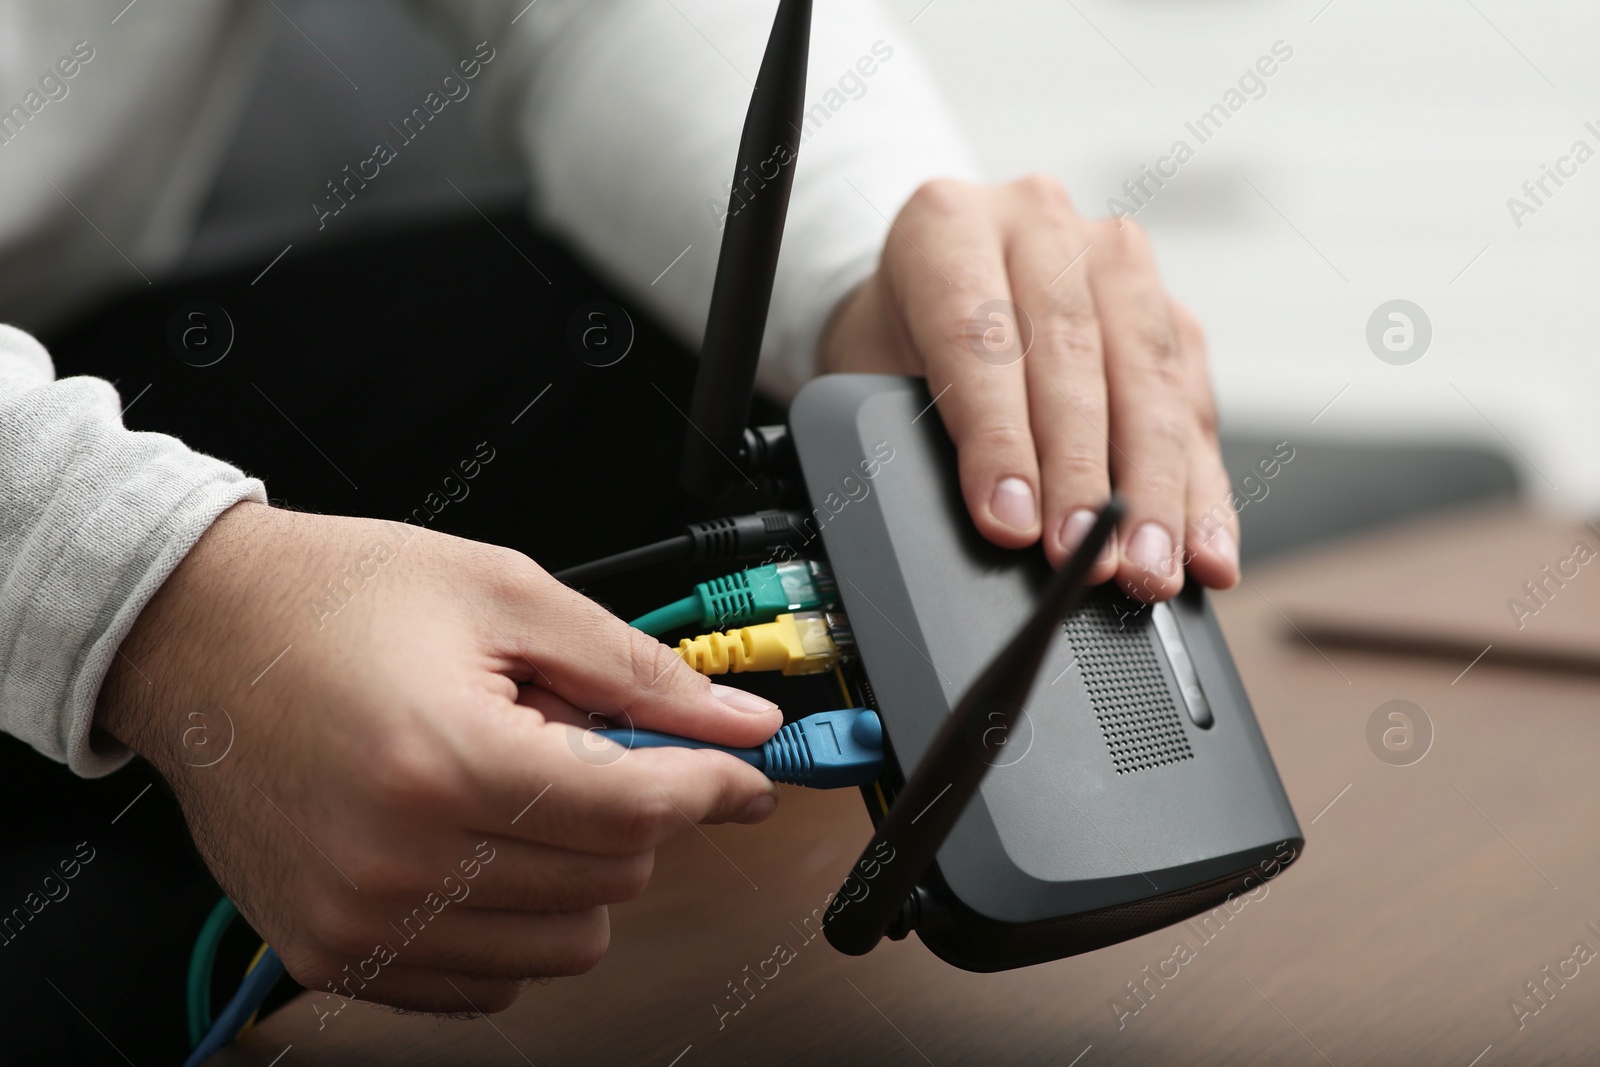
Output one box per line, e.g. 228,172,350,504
513,572,783,748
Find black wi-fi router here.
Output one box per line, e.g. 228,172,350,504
673,0,1301,971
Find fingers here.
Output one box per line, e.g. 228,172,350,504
461,709,779,854
886,179,1042,548
333,561,781,877
876,177,1230,598
1185,443,1240,590
456,836,655,912
333,828,656,913
360,905,611,981
1171,301,1240,589
293,960,528,1017
499,568,782,749
1003,184,1118,583
282,909,609,1015
1087,219,1190,601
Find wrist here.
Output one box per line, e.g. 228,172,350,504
93,500,275,765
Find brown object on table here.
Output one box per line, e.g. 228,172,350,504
209,506,1600,1065
1274,504,1600,675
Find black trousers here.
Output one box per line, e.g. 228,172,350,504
3,211,824,1063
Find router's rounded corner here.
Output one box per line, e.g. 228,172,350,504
791,373,918,426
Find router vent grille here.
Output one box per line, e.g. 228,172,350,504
1065,599,1193,775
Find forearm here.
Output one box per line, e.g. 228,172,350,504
0,324,264,776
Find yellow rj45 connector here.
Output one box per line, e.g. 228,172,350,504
675,611,853,676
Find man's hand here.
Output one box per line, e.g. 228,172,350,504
821,175,1239,602
96,502,781,1015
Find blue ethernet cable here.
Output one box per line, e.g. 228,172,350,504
182,946,286,1067
595,707,883,789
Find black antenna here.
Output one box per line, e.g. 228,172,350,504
824,499,1124,956
679,0,812,500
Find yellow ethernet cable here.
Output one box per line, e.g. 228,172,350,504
675,611,853,676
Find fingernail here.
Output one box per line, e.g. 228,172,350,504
1060,509,1094,551
1062,509,1117,567
1212,527,1240,570
1127,523,1177,579
737,791,779,823
710,683,779,715
990,477,1036,531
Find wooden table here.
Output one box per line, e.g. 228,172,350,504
211,509,1600,1065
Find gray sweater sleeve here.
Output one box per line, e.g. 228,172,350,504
0,325,265,777
403,0,979,399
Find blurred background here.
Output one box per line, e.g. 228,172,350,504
176,0,1599,561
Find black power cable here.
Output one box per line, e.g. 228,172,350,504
554,509,810,586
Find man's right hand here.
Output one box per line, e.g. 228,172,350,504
95,502,782,1015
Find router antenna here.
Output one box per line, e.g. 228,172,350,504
824,499,1124,956
679,0,813,500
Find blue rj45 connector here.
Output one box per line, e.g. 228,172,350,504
594,707,883,789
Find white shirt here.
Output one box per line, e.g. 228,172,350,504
0,0,977,774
